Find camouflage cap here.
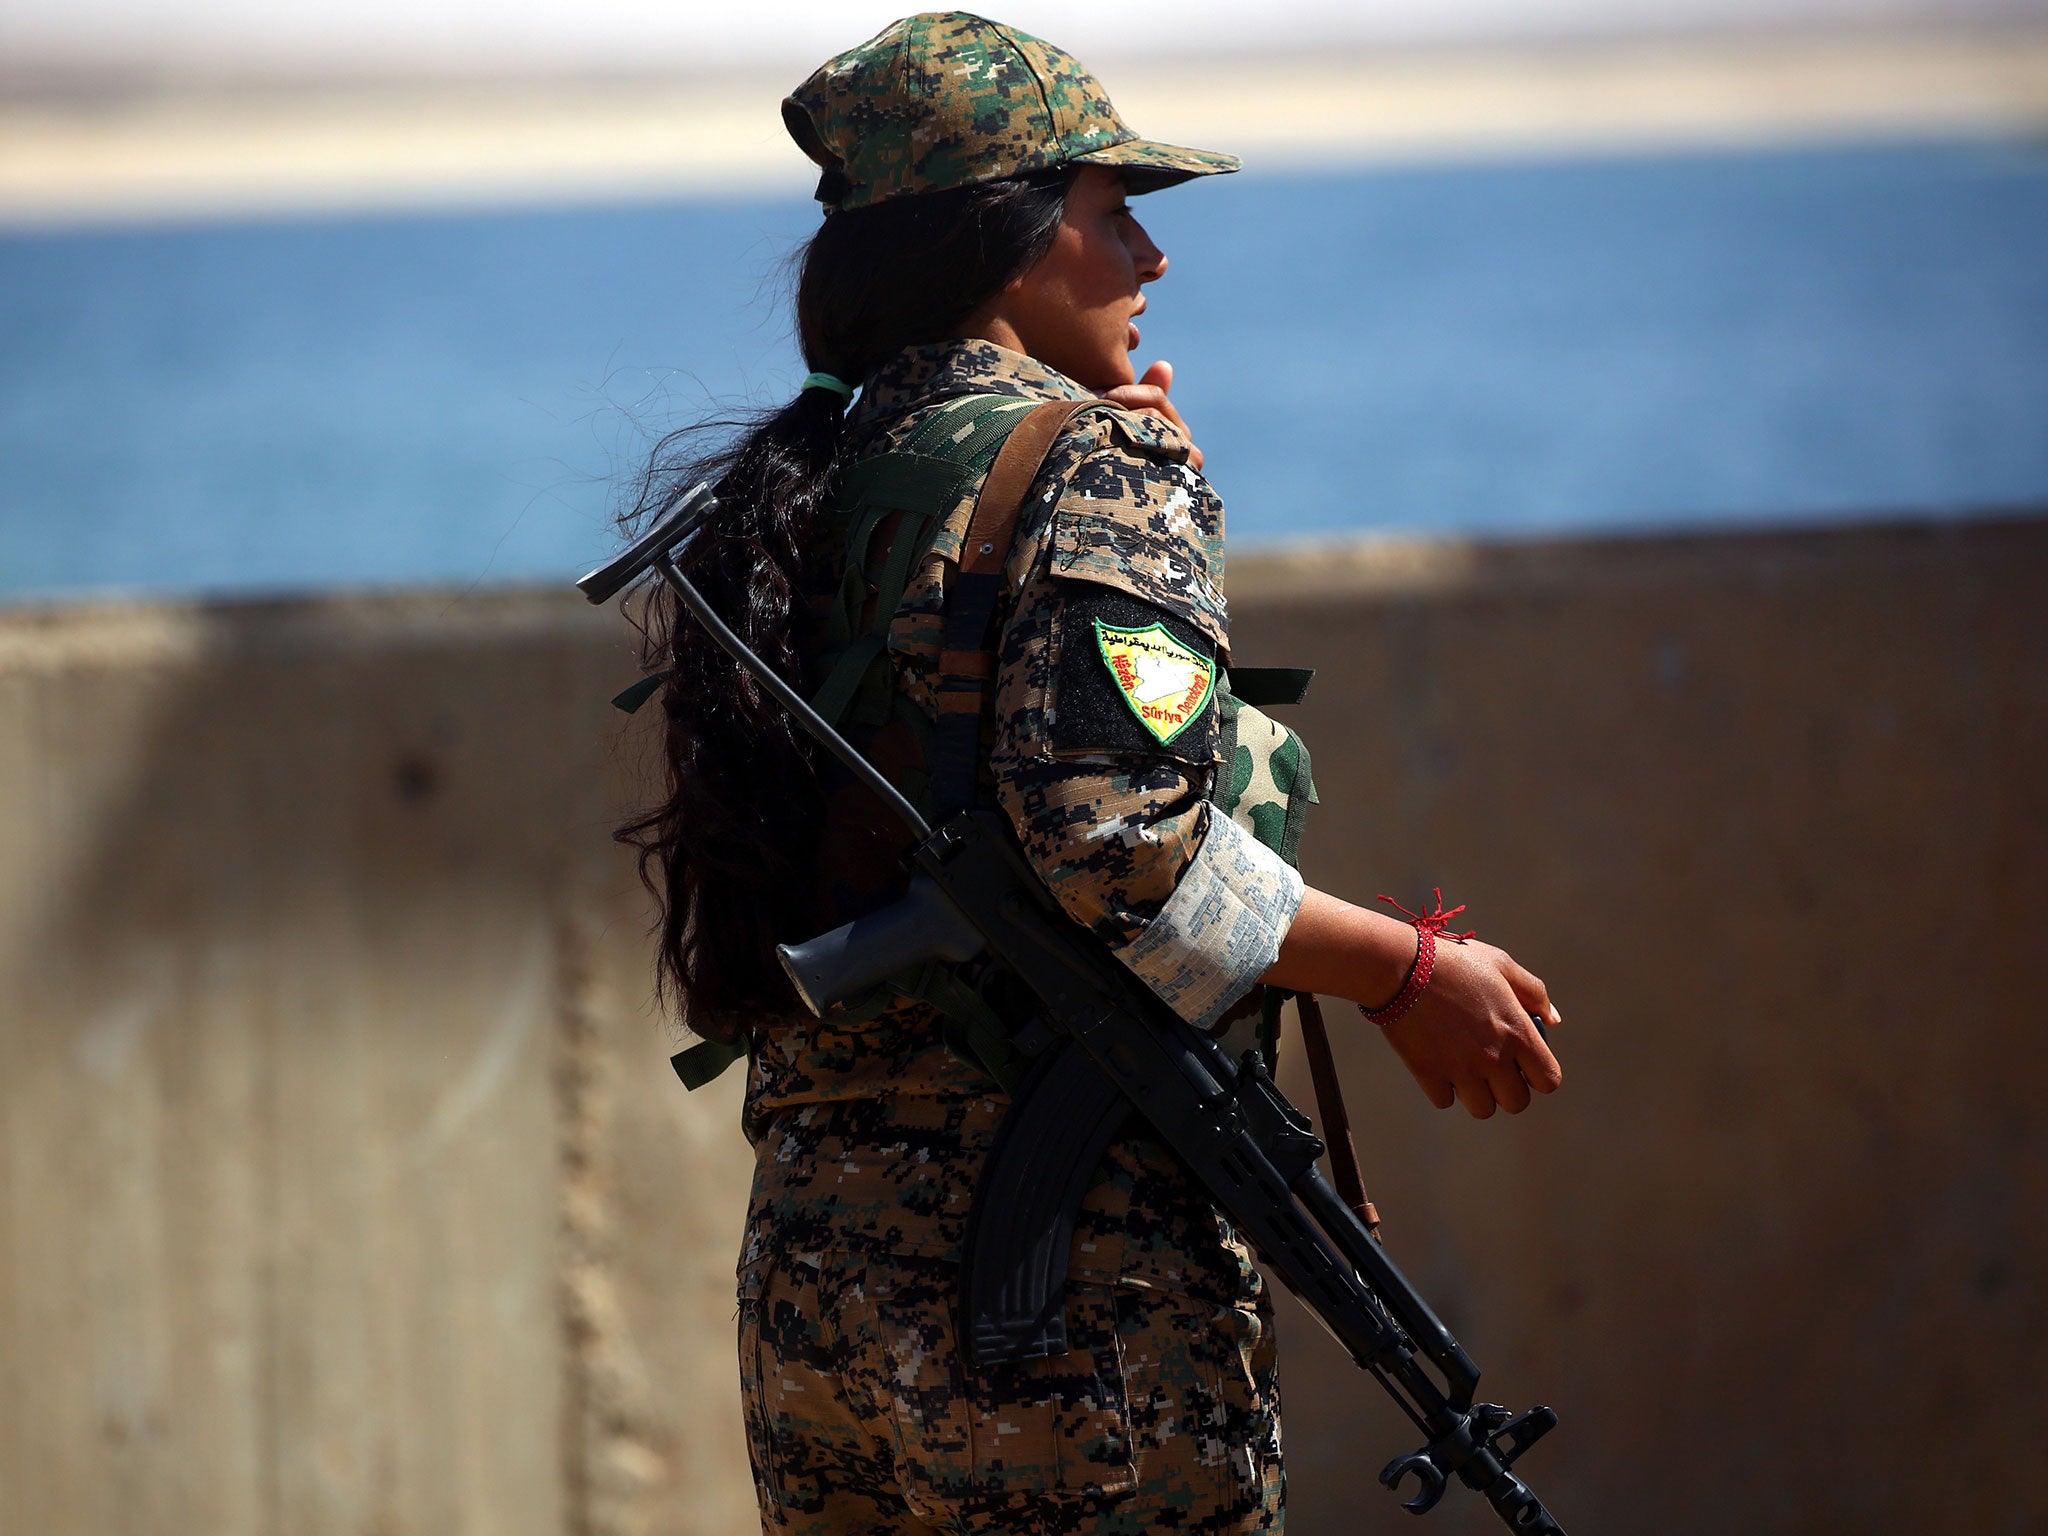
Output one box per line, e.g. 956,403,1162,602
783,12,1240,212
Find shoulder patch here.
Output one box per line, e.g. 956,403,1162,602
1051,586,1222,765
1094,620,1215,745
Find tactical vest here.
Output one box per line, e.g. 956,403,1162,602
816,393,1316,1065
666,393,1316,1089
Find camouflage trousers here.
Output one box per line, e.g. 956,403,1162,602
739,1245,1285,1535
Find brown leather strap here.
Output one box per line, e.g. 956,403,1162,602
928,398,1099,811
958,399,1095,577
1296,992,1382,1233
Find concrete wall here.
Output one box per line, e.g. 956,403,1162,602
1,515,2042,1535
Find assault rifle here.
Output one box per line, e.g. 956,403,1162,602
580,483,1570,1532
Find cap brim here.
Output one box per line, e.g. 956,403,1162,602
1073,137,1241,194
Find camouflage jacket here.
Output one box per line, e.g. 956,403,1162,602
740,339,1305,1300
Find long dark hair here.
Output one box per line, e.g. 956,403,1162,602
617,170,1071,1042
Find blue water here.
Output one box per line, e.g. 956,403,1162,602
2,137,2045,604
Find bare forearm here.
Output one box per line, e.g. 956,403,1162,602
1261,885,1417,1008
1263,883,1566,1121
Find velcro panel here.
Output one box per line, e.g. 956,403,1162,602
1050,586,1222,766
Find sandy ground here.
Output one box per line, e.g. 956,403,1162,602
1,29,2046,226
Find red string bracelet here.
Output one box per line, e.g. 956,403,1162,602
1357,888,1476,1028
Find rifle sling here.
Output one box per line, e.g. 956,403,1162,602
1295,992,1381,1233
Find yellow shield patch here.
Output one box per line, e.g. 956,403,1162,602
1093,620,1215,744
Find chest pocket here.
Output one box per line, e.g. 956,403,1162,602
1206,669,1318,1068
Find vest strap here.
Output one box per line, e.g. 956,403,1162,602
930,398,1100,817
810,631,888,726
835,452,974,515
904,394,1037,465
961,400,1092,575
669,1036,747,1092
1226,666,1316,707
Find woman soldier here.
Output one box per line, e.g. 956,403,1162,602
619,13,1564,1533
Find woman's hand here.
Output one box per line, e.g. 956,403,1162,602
1378,938,1563,1119
1263,886,1564,1120
1100,359,1204,471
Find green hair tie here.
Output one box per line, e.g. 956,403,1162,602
801,371,854,403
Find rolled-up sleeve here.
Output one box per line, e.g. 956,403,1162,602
987,420,1302,1027
1119,807,1303,1027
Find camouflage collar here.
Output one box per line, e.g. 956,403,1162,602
850,338,1095,433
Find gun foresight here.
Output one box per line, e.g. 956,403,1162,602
576,480,717,605
777,876,986,1016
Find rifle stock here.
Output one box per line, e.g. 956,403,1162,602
776,875,984,1014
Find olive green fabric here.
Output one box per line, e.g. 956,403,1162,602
666,394,1044,1095
805,392,1071,1089
1206,675,1318,1068
672,1036,747,1092
783,11,1240,211
810,392,1039,749
1216,686,1319,869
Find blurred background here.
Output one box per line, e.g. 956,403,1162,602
2,1,2044,1532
